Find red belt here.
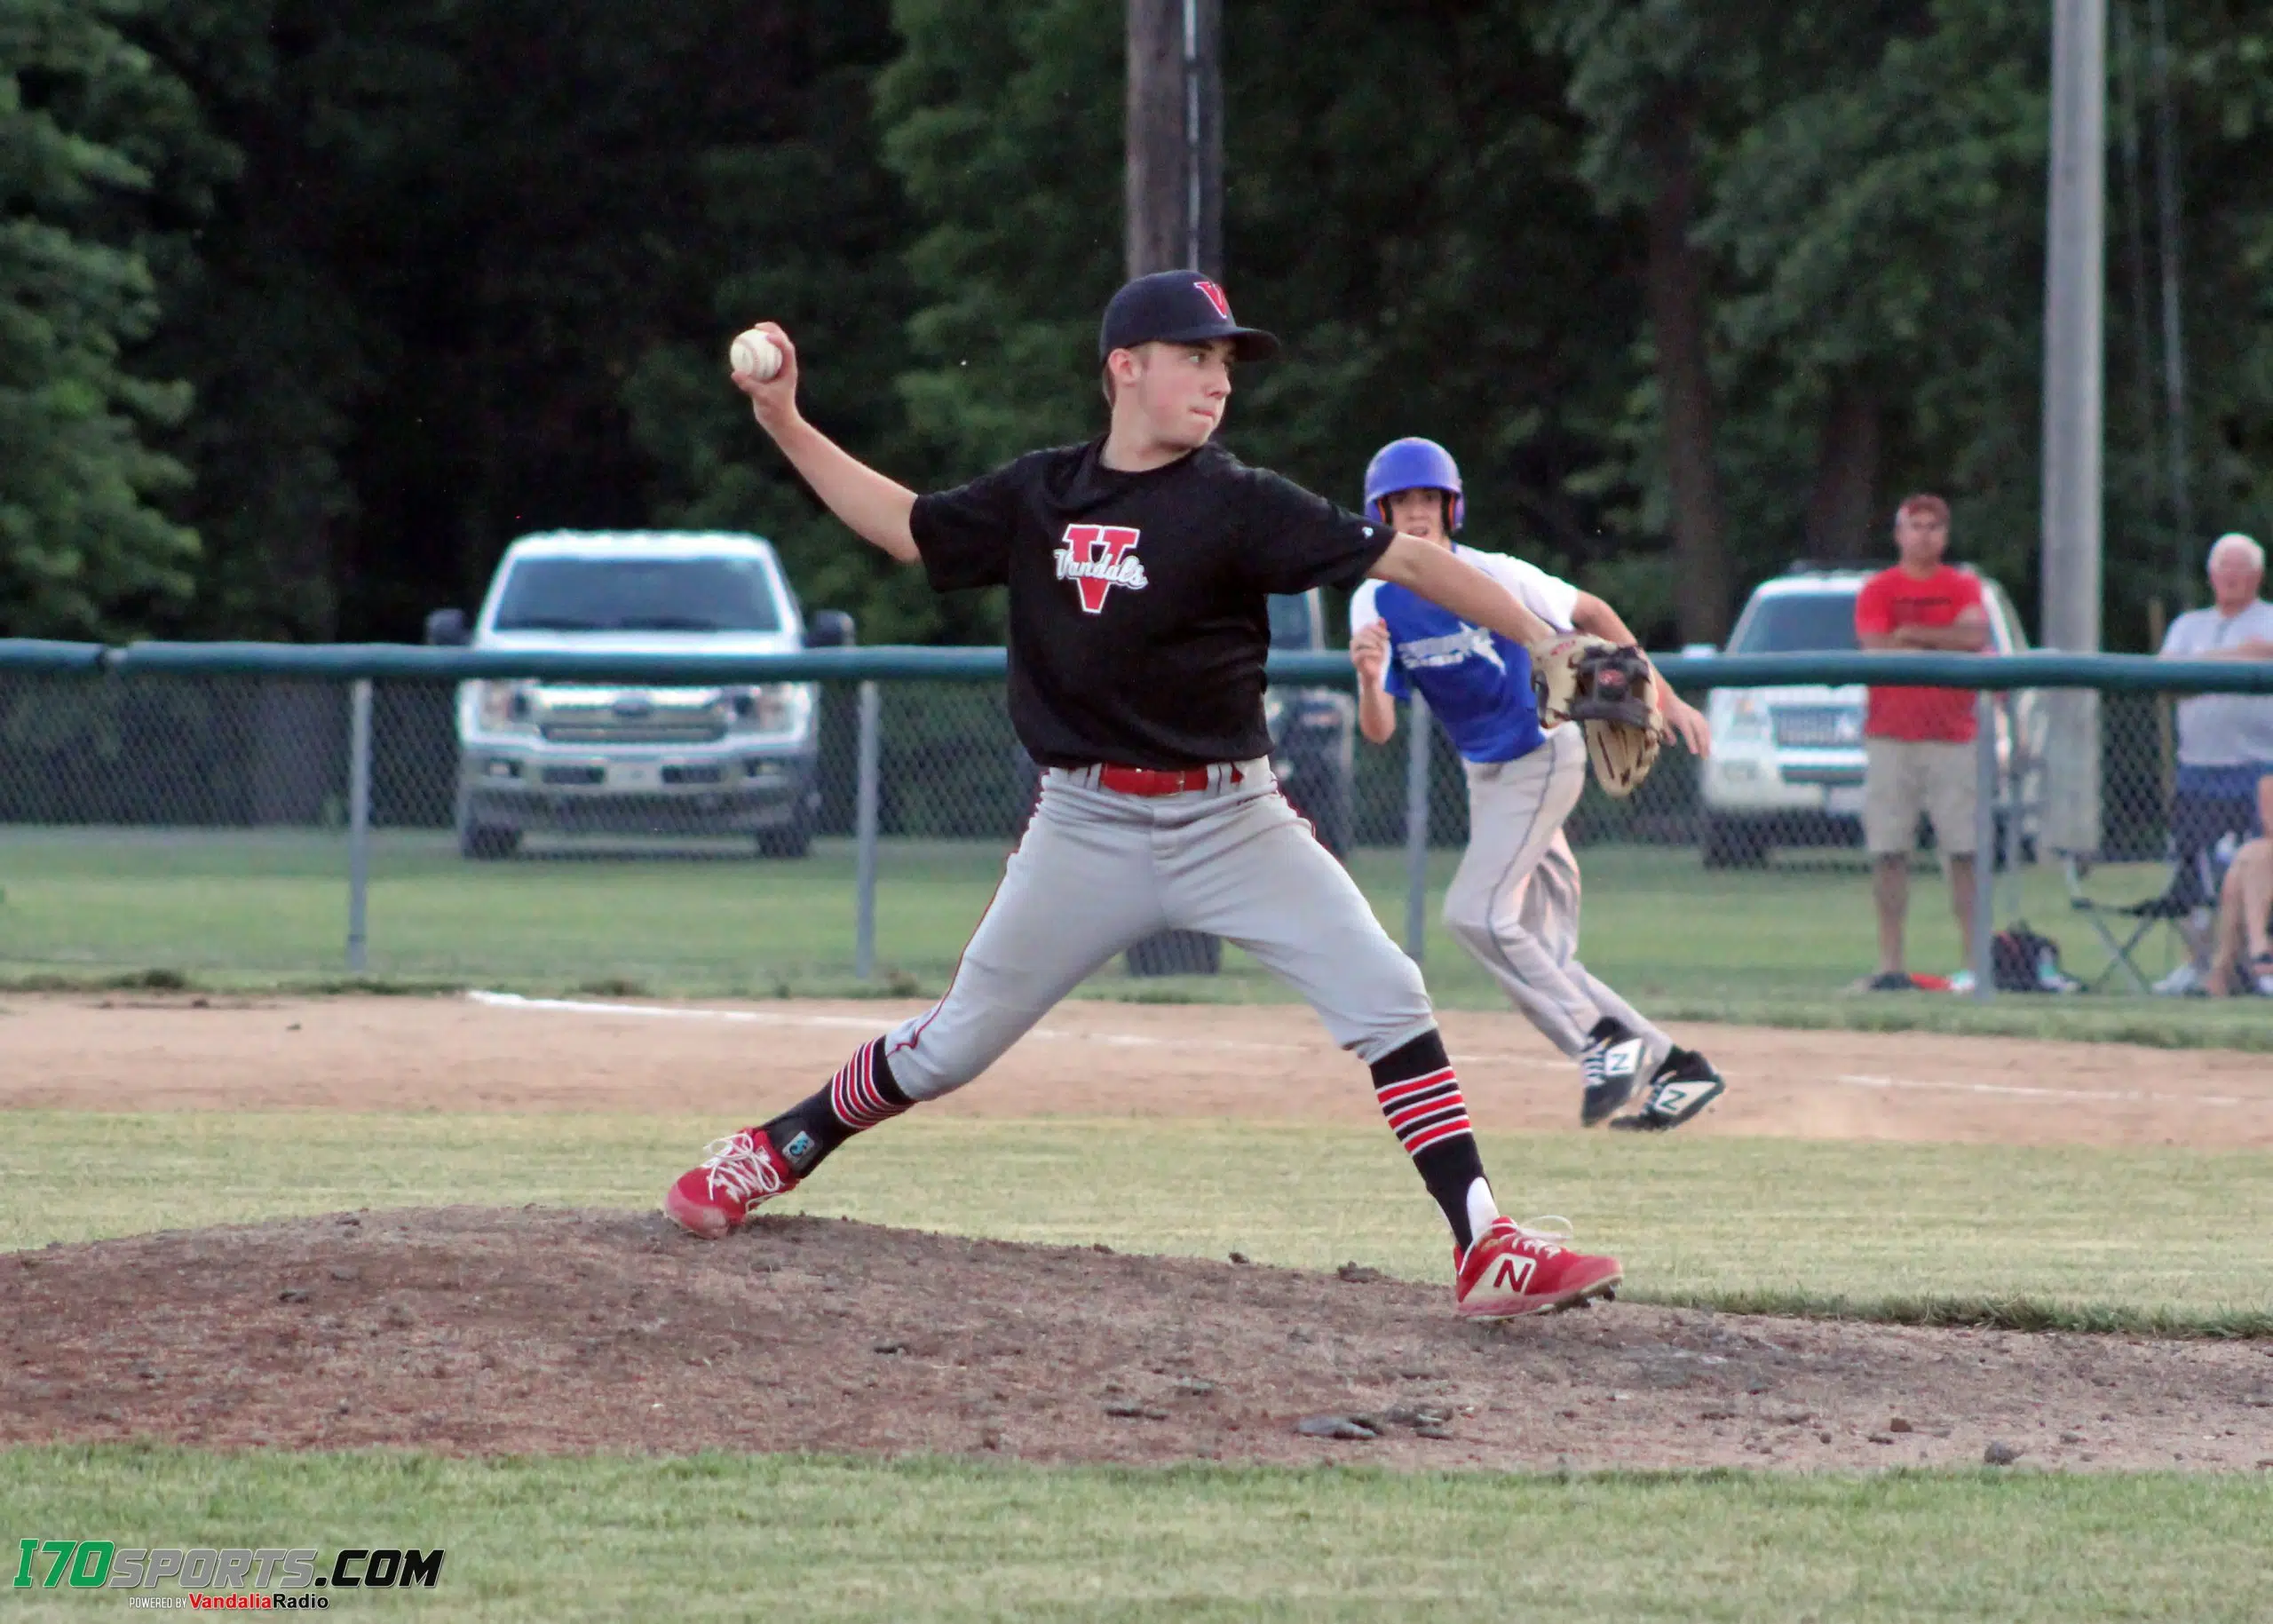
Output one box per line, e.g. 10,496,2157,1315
1095,763,1242,796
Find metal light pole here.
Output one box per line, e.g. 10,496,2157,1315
1403,696,1432,963
345,679,372,973
2040,0,2107,856
853,681,881,981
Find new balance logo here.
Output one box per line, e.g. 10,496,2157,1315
1491,1253,1537,1294
1054,525,1148,613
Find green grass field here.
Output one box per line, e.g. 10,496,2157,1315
4,828,2264,1048
5,1112,2270,1619
4,1448,2268,1621
5,828,2267,1620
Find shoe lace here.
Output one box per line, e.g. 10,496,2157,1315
700,1131,784,1206
1512,1214,1575,1242
1468,1215,1575,1267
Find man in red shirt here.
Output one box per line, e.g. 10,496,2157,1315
1854,493,1991,989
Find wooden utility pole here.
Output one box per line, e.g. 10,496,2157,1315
1126,0,1221,278
1123,0,1227,980
1640,86,1731,644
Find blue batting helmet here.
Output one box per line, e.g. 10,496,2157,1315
1363,438,1464,533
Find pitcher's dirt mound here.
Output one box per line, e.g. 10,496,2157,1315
5,1209,2269,1471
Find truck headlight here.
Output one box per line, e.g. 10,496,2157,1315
1723,693,1770,743
728,684,813,737
477,680,537,732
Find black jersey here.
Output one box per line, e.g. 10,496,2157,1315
910,439,1393,768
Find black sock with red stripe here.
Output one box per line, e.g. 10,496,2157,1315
1371,1030,1490,1252
761,1039,911,1176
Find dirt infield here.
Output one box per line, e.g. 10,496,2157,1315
7,1208,2271,1471
1,990,2264,1148
7,991,2272,1472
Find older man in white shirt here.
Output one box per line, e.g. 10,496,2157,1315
2154,532,2273,993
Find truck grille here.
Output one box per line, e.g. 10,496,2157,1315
1771,706,1862,749
1783,764,1865,787
540,723,726,745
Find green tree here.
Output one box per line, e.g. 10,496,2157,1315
126,0,927,640
0,0,200,638
624,0,947,643
1220,1,1637,606
879,0,1121,473
63,0,2273,661
1533,0,1741,641
875,0,1649,628
2142,1,2273,627
125,0,374,640
1702,2,2051,596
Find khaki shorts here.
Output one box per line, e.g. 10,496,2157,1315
1864,739,1977,856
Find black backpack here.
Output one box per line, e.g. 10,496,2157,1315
1991,923,2079,994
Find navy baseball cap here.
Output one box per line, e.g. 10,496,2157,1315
1097,271,1280,363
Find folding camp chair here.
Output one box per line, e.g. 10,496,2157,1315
2063,825,2248,993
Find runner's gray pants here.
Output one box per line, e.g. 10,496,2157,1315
881,761,1438,1100
1442,725,1669,1061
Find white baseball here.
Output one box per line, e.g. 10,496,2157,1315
730,328,782,382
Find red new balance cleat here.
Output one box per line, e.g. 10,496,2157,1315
1454,1216,1621,1319
663,1128,799,1239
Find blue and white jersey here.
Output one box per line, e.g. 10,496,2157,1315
1350,543,1580,764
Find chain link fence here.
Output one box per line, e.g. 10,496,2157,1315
0,650,2264,1006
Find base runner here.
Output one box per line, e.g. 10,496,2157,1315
664,273,1623,1317
1349,437,1728,1130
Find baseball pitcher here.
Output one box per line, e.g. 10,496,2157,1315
1349,438,1728,1130
665,273,1623,1318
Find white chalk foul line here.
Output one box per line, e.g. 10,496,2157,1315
465,990,1306,1054
1836,1073,2255,1108
471,989,877,1030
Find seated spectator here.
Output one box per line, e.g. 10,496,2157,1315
2205,835,2273,995
2206,772,2273,996
2153,532,2273,994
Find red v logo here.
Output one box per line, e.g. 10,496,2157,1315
1054,526,1147,614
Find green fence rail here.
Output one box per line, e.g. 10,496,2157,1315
3,636,2269,1002
4,640,2272,693
0,641,107,673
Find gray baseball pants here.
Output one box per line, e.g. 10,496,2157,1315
881,761,1437,1100
1442,725,1668,1061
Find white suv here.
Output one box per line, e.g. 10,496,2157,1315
426,531,847,860
1697,566,2039,867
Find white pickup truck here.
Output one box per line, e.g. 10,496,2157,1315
424,531,850,860
1697,564,2041,867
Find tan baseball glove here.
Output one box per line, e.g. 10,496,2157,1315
1528,634,1668,798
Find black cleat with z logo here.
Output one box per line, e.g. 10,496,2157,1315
1608,1048,1726,1132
